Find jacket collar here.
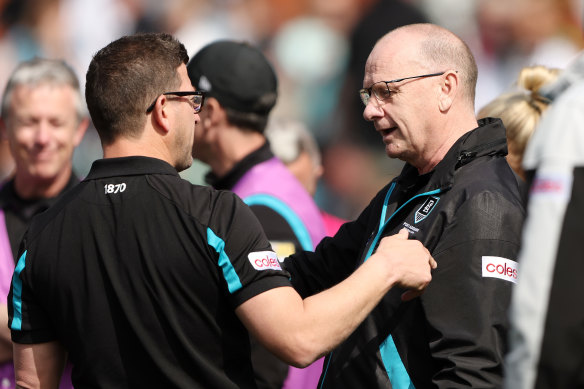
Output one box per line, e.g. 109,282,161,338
84,156,180,180
397,117,508,192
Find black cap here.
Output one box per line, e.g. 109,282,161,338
187,40,278,116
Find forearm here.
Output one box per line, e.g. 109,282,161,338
242,257,398,367
290,255,401,365
13,342,65,389
0,305,13,363
239,232,433,367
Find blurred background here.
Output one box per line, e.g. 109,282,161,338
1,0,582,220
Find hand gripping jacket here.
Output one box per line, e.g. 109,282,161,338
285,118,526,389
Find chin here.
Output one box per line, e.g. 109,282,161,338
384,147,400,160
29,165,60,180
176,157,193,172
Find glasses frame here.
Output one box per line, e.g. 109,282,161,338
146,91,205,113
359,71,446,106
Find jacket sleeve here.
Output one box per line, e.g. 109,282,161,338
421,191,523,388
283,185,388,298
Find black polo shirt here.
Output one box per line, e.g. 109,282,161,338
8,156,291,389
0,174,79,260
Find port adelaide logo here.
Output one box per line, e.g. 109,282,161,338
415,196,440,223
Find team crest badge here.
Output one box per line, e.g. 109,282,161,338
415,196,440,224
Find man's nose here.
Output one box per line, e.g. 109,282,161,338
363,100,383,122
33,121,52,145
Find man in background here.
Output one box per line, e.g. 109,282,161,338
187,40,327,388
0,57,88,388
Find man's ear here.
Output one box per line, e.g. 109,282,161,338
438,70,459,112
201,97,228,132
204,97,226,125
151,95,172,134
73,118,90,147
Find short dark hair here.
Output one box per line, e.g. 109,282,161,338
85,33,189,145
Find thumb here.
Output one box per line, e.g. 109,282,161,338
396,228,410,239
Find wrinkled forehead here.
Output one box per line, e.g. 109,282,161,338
363,33,424,87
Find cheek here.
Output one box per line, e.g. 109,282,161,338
54,128,80,146
9,128,33,145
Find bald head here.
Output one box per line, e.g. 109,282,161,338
362,23,480,173
372,23,478,108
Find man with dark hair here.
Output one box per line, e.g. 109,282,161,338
284,23,526,388
0,57,89,388
7,32,435,388
187,40,328,388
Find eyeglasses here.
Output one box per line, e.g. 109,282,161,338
146,91,205,113
359,72,446,106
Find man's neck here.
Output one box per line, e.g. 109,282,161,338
209,128,266,178
102,136,174,166
13,169,73,200
415,114,479,174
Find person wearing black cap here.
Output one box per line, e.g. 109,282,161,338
8,33,435,389
187,40,329,389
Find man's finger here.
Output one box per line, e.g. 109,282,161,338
401,289,424,301
429,256,437,269
397,228,409,238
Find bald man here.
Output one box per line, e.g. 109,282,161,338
284,23,525,388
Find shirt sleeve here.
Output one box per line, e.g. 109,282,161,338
207,191,292,308
9,238,57,344
420,191,523,388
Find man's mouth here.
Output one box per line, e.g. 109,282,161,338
380,127,397,136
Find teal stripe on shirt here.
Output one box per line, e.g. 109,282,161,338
11,250,27,331
207,228,242,293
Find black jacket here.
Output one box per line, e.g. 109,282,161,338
285,118,526,388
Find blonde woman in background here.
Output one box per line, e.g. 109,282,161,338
478,65,560,180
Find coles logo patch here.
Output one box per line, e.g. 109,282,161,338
529,172,572,202
482,256,518,284
248,251,282,271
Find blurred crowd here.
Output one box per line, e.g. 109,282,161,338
1,0,583,220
